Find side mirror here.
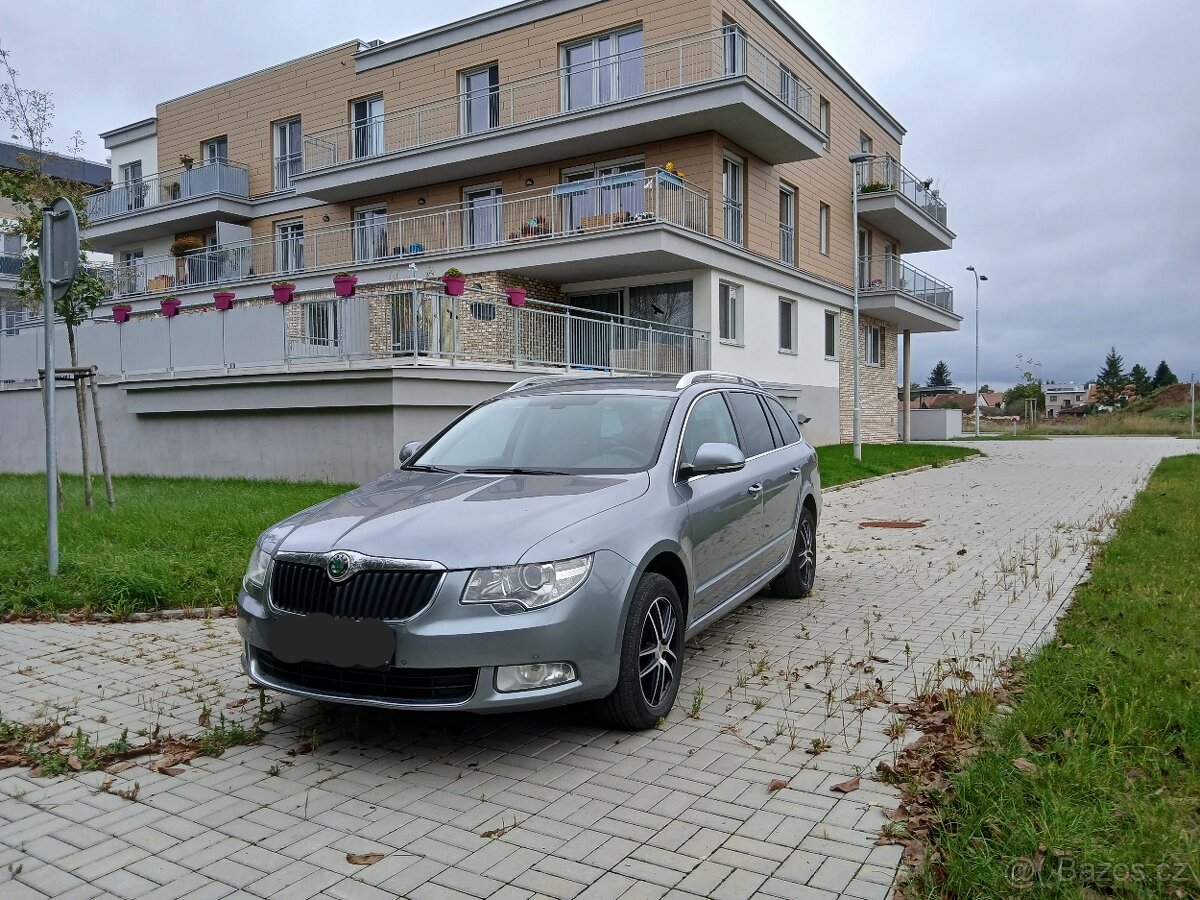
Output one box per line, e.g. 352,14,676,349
680,442,746,479
797,413,812,426
398,441,423,465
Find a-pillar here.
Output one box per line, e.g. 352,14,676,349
902,329,912,443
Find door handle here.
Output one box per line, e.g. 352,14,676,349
789,467,802,476
748,482,763,494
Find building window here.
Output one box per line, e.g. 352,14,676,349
354,205,388,261
463,184,503,247
778,298,796,353
351,96,384,159
718,281,741,344
778,184,796,266
824,310,838,358
202,137,228,165
117,249,144,296
273,117,301,190
304,300,339,348
3,305,28,336
119,161,144,211
860,133,873,154
866,324,884,366
818,202,830,255
461,64,499,133
274,219,304,273
722,155,743,246
722,18,744,75
819,97,830,134
563,26,644,111
779,64,800,111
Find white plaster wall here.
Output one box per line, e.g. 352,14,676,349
108,134,158,180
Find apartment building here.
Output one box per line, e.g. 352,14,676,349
0,0,959,480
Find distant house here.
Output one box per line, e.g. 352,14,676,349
1045,382,1090,417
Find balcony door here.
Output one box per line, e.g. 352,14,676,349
274,118,301,190
203,137,228,165
722,19,745,75
568,291,621,369
120,161,144,212
563,27,643,112
118,249,145,296
463,185,502,247
351,96,384,159
275,220,305,274
461,65,499,134
561,159,644,231
722,155,744,245
354,206,389,262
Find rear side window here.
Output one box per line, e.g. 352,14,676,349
766,397,802,445
680,392,739,464
727,391,775,457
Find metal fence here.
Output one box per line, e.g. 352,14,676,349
105,169,709,299
0,283,710,385
855,157,947,226
858,254,954,313
84,161,251,221
302,28,818,171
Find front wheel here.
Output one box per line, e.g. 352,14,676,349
596,573,684,729
771,505,817,598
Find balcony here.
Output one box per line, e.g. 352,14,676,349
858,255,959,332
83,161,253,252
294,29,826,202
105,168,710,298
855,158,954,252
0,282,709,385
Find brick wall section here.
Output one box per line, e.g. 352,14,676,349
838,312,898,443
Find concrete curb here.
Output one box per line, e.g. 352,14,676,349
3,606,233,627
823,451,983,493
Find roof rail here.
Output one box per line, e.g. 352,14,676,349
505,373,601,393
675,371,763,390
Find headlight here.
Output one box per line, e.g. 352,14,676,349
462,555,592,610
243,544,273,592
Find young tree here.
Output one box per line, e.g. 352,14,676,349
1003,353,1045,411
927,360,952,387
1152,360,1179,390
0,41,114,509
1128,363,1152,398
1094,346,1127,407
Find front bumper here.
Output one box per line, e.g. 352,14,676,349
237,549,636,712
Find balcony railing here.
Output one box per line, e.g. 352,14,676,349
84,160,251,221
105,168,709,299
0,283,710,383
858,254,954,313
302,28,819,172
855,157,947,226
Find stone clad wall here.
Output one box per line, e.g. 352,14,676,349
838,313,898,443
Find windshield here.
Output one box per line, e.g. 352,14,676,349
412,393,676,474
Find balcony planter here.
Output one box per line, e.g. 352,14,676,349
441,270,466,296
213,291,236,311
332,274,358,297
160,298,182,318
505,288,527,308
272,282,296,304
112,304,133,324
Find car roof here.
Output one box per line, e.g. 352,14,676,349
504,376,683,398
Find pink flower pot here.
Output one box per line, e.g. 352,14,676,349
505,288,527,308
213,291,236,310
160,299,182,318
333,275,358,297
272,284,296,304
441,275,466,296
112,304,133,324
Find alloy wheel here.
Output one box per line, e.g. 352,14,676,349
638,595,678,708
797,517,815,585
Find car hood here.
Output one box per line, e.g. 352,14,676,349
269,469,650,567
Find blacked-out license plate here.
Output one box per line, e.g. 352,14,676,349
269,613,395,668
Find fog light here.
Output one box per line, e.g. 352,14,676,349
495,662,576,693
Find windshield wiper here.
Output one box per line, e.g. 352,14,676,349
463,467,572,476
403,464,456,474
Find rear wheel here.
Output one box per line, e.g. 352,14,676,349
597,573,684,729
771,505,817,598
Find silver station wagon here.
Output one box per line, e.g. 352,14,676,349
237,371,820,728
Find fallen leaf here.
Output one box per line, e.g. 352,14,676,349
225,698,250,709
956,547,967,555
346,853,385,866
66,754,83,772
106,761,138,774
1012,757,1038,775
831,775,861,793
767,779,789,793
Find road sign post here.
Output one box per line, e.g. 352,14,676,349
41,196,80,576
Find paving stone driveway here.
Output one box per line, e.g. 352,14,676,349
1,437,1193,900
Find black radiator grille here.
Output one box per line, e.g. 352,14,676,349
254,650,477,704
270,561,441,620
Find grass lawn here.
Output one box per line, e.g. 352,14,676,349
0,475,349,617
1,442,975,616
816,442,979,487
909,455,1200,898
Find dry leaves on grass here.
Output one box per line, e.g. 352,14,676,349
1012,757,1039,775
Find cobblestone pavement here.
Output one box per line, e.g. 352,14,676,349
1,437,1193,900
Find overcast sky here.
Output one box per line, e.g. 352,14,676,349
4,1,1197,389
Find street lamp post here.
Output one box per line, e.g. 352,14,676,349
849,152,875,460
966,266,988,437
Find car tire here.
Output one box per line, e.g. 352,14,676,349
771,505,817,598
597,573,684,730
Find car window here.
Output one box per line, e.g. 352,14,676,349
766,396,802,445
727,391,775,457
414,393,675,474
680,392,739,464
